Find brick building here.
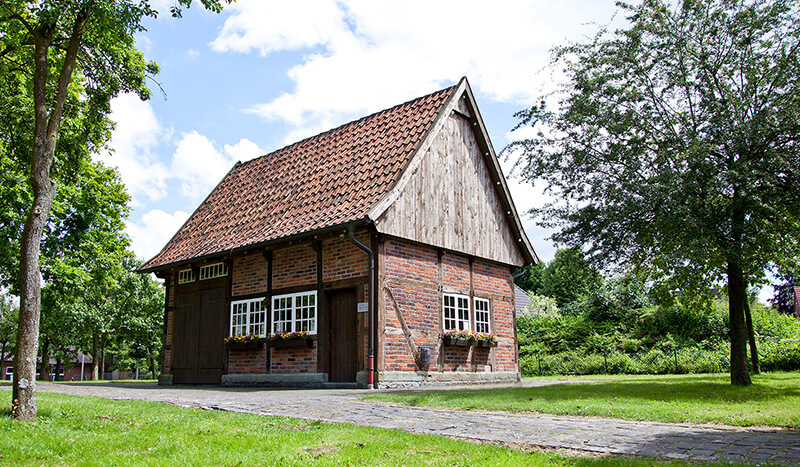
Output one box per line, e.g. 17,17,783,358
139,78,538,388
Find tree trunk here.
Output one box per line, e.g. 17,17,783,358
100,341,106,380
0,342,7,369
40,339,51,381
54,358,62,382
12,9,91,421
744,298,761,375
91,331,100,381
727,261,751,386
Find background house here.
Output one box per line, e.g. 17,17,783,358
2,348,92,382
140,78,537,388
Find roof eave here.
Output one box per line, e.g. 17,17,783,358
137,218,371,275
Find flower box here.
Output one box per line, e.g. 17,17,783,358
477,340,497,348
269,338,314,349
443,336,474,347
227,340,264,351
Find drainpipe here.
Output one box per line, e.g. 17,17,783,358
347,224,375,389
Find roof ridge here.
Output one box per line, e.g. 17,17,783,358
237,83,459,168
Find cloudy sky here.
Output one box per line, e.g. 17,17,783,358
99,0,627,265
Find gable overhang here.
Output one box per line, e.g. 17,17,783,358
366,77,539,267
137,218,372,275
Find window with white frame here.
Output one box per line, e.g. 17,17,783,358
230,297,267,337
271,291,317,335
4,367,12,381
443,293,471,331
199,262,227,280
474,298,491,333
177,269,195,284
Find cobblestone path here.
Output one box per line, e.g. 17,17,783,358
36,382,800,465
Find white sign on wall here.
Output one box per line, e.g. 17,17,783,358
357,302,369,313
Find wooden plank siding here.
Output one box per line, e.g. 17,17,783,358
374,101,526,267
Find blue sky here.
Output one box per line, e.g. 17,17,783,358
97,0,626,265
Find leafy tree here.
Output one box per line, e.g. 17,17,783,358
514,263,544,293
0,0,230,420
509,0,800,385
0,294,19,368
540,247,602,309
771,272,799,315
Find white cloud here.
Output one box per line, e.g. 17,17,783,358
96,94,170,207
171,131,238,199
210,0,347,55
186,48,200,58
212,0,623,139
126,209,191,262
223,138,263,162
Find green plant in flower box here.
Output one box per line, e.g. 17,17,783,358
268,332,310,341
224,334,261,344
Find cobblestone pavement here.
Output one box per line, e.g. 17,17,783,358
36,382,800,465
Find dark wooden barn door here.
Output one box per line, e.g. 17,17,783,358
172,290,198,383
196,287,227,383
328,288,358,382
172,285,227,384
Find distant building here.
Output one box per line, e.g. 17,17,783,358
2,348,92,382
514,285,533,317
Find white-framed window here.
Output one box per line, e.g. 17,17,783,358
178,269,195,284
200,262,227,280
4,367,12,381
230,297,267,337
443,293,470,331
474,298,491,333
271,291,317,335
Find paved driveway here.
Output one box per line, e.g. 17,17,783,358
36,382,800,465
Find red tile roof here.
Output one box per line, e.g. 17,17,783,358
140,85,457,271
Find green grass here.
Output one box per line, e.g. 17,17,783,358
365,372,800,428
0,391,713,466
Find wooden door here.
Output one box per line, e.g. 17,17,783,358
171,285,227,384
328,288,358,382
172,290,198,384
196,287,227,383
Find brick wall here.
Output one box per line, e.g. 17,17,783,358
227,347,267,374
442,252,470,290
384,241,437,284
273,243,316,289
383,238,518,375
323,232,370,282
232,254,268,296
271,344,317,373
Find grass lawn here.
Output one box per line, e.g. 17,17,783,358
0,391,715,466
364,372,800,428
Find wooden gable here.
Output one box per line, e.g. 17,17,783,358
370,79,536,267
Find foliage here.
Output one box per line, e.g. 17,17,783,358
523,293,560,317
508,0,800,385
0,294,19,362
538,248,602,309
513,263,544,293
770,271,799,315
0,0,231,419
367,373,800,428
517,298,800,376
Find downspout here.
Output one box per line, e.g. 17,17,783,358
347,223,375,389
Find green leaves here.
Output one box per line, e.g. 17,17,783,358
510,0,800,286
